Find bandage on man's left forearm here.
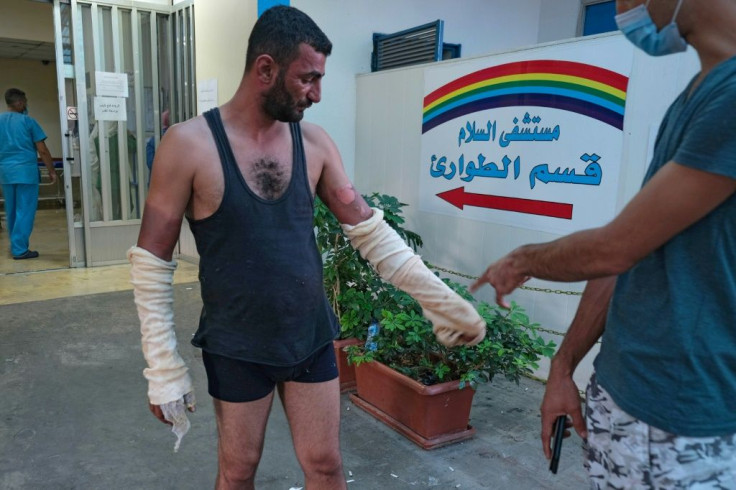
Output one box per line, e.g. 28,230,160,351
341,209,486,347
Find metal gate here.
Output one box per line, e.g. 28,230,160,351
52,0,195,266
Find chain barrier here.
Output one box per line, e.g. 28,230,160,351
426,262,584,338
427,262,594,393
426,262,601,392
426,263,583,297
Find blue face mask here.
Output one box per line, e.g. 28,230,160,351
615,0,687,56
21,106,28,115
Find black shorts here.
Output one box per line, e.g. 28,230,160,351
201,343,338,403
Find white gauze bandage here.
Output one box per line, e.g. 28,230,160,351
128,245,195,452
341,209,486,347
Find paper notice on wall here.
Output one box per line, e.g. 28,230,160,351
96,71,129,98
94,97,127,121
197,79,218,114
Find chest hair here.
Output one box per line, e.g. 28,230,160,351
247,157,291,200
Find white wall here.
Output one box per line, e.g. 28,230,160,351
537,0,580,44
354,35,700,386
0,58,62,157
293,0,554,180
0,0,54,43
192,0,257,110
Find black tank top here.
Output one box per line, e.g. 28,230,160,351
188,108,338,365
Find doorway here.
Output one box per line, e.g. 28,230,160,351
0,0,195,273
55,0,196,267
0,0,68,274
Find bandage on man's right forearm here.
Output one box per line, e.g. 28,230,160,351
128,246,193,405
341,209,486,347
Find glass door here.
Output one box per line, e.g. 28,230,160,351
52,0,83,266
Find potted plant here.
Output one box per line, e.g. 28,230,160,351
314,193,422,392
346,282,556,449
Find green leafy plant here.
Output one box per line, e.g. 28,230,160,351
315,190,555,387
347,280,557,388
314,193,422,340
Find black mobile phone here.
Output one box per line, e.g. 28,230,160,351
549,415,566,474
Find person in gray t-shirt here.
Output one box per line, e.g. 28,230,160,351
470,1,736,487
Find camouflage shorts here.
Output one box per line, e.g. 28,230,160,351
584,373,736,489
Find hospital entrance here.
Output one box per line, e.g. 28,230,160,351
0,0,194,273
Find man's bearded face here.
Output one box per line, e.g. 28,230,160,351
263,69,311,122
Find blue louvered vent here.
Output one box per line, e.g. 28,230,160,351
372,20,444,72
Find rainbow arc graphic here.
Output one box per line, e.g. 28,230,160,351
422,60,629,134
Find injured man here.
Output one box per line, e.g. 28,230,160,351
128,7,484,488
128,206,485,451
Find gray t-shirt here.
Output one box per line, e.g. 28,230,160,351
595,55,736,437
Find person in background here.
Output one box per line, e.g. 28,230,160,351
0,88,57,259
471,0,736,487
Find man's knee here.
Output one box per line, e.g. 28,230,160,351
299,446,343,477
218,461,259,486
218,446,262,484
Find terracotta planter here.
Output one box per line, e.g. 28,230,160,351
333,338,361,393
350,360,476,450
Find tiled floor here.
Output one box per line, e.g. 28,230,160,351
0,208,198,305
0,208,69,275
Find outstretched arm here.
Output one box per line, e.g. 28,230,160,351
540,276,615,460
471,162,736,306
311,125,485,346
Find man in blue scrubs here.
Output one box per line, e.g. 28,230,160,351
471,0,736,487
0,88,57,259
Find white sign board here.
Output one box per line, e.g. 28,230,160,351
94,97,127,121
420,36,634,235
95,71,129,98
197,78,218,114
197,78,217,114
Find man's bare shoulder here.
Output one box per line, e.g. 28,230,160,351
300,121,341,167
158,115,214,166
300,121,333,148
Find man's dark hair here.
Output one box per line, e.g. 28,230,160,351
245,6,332,71
5,88,26,106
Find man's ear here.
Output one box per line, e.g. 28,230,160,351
255,54,277,85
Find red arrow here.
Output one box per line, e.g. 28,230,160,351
437,187,573,219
